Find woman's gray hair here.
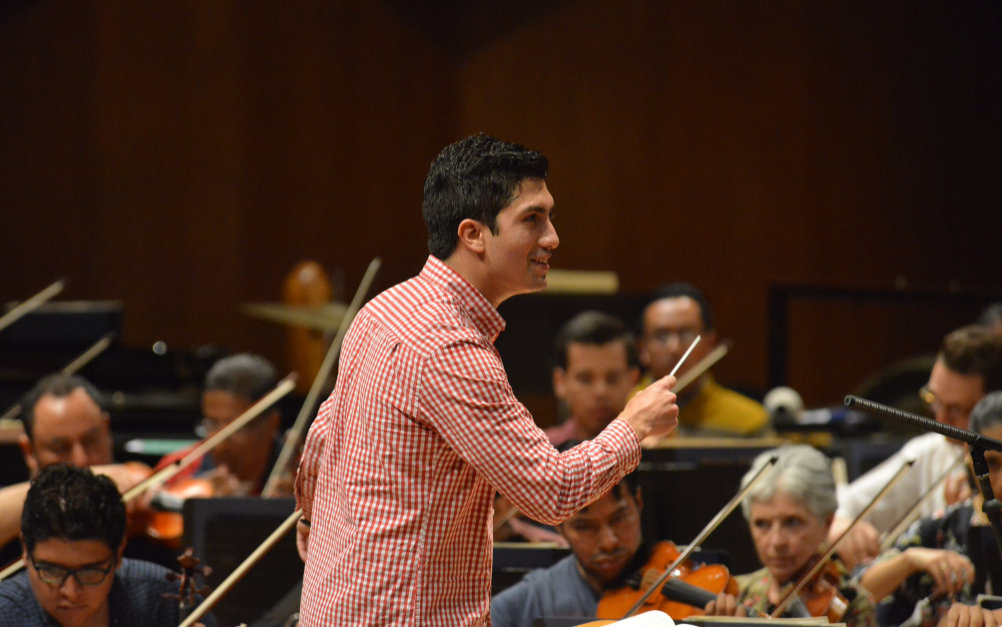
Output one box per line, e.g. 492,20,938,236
739,444,838,522
970,391,1002,435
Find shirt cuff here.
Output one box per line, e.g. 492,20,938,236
602,418,642,473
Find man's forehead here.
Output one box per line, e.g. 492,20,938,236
566,342,629,370
644,297,701,328
929,359,985,398
33,391,103,433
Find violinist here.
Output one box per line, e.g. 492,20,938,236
833,326,1002,569
491,463,647,627
856,392,1002,627
704,445,877,627
0,374,144,554
156,353,284,495
0,463,216,627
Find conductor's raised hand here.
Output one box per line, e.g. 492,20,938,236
621,375,678,441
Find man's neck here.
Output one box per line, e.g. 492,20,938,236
442,254,504,308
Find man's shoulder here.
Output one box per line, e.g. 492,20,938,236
696,381,769,434
365,275,488,351
493,554,579,602
0,573,44,624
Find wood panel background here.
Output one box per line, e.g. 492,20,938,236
1,0,999,410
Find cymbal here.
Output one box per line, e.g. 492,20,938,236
239,302,348,332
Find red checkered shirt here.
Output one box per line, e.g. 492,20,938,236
295,256,641,626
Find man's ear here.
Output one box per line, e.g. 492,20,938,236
553,368,567,400
455,219,487,255
18,433,38,476
628,366,641,386
634,486,643,513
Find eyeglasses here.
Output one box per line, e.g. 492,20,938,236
647,328,700,346
29,555,114,586
919,386,973,423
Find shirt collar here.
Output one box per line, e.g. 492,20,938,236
420,256,506,343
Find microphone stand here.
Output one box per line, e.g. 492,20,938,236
845,395,1002,572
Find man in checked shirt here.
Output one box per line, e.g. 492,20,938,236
294,133,680,626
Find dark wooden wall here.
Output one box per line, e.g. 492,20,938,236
2,1,999,408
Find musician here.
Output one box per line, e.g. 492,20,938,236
498,311,640,544
294,133,679,626
855,392,1002,627
704,445,877,627
491,466,646,627
636,283,769,439
0,374,142,554
833,326,1002,569
157,353,283,495
0,463,216,627
546,311,640,446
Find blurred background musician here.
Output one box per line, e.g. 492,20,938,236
155,353,284,496
546,311,640,446
856,392,1002,627
704,445,877,627
833,326,1002,569
0,375,145,561
0,463,216,627
495,311,639,544
636,283,769,439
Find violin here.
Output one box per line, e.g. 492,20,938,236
596,541,739,620
779,558,849,622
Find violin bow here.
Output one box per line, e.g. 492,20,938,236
0,375,298,582
0,332,116,423
621,455,779,618
771,458,915,618
0,279,65,334
177,509,302,627
880,451,967,551
673,340,731,394
262,258,382,497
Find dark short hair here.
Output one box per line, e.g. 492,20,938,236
642,283,714,332
205,353,277,402
19,374,106,441
21,463,125,554
940,325,1002,392
553,311,637,370
558,439,639,497
422,133,549,260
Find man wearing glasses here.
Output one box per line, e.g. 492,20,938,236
155,353,284,495
637,283,769,439
0,463,216,626
833,325,1002,569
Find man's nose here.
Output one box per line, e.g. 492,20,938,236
596,525,620,551
60,574,83,601
541,219,559,250
70,442,90,468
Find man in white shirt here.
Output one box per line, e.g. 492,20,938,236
833,325,1002,568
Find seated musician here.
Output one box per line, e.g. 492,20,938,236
0,463,216,627
704,445,877,627
834,325,1002,569
0,374,143,554
855,391,1002,627
496,312,639,545
491,462,648,626
636,283,769,439
157,353,283,495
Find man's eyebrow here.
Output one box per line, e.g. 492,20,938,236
520,204,553,216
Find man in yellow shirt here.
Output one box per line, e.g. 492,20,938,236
637,283,769,438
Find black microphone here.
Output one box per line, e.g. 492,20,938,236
844,395,1002,454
